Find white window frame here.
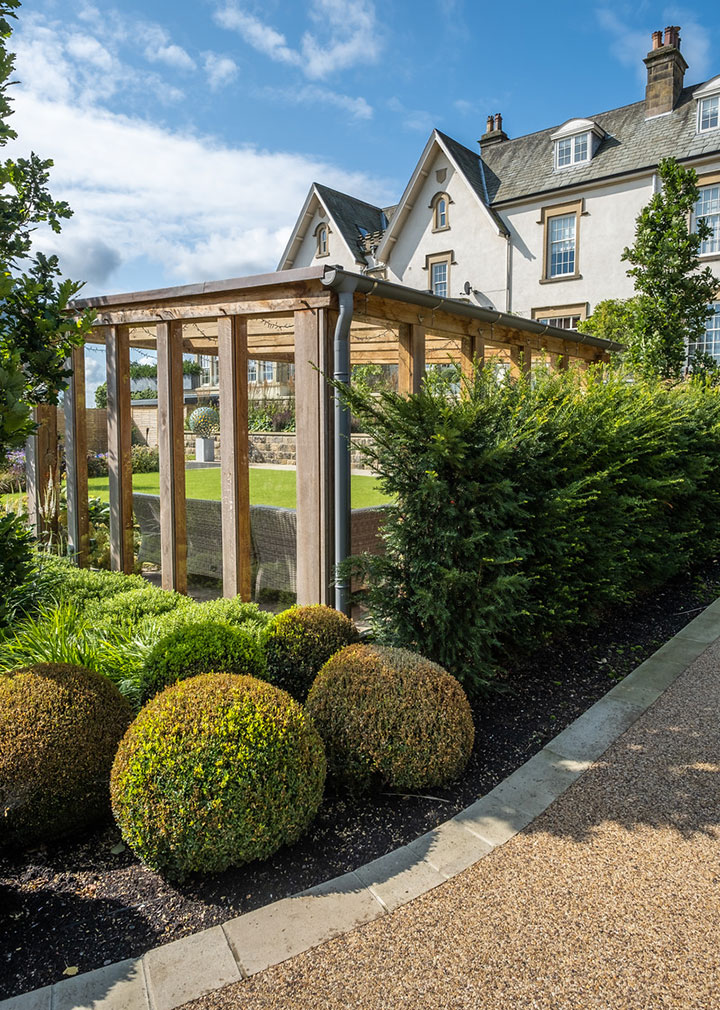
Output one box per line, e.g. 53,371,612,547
554,132,590,170
315,222,329,257
248,359,258,383
430,260,448,298
261,361,274,383
695,181,720,257
547,213,576,278
698,95,720,134
690,302,720,363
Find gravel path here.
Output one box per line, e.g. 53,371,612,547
185,639,720,1010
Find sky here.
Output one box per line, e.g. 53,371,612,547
8,0,720,303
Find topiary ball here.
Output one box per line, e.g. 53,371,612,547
264,605,359,701
305,644,474,794
138,620,266,703
111,673,326,878
0,662,133,848
187,406,220,438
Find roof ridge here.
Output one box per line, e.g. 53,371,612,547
313,182,384,213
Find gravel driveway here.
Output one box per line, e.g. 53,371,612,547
184,638,720,1010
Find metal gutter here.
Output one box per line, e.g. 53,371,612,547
322,266,622,352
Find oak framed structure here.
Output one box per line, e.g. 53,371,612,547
29,265,619,614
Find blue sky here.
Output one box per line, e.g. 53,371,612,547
8,0,720,303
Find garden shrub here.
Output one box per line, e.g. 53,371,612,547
111,673,326,878
0,662,132,847
337,367,720,689
130,445,159,473
0,512,39,630
38,555,147,608
264,604,360,701
138,620,266,702
86,585,191,633
306,644,474,794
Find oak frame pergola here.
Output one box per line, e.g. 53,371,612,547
29,265,619,612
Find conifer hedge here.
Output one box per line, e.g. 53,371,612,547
339,367,720,690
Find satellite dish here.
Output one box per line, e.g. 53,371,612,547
463,281,472,295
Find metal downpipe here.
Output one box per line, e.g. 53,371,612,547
329,272,357,615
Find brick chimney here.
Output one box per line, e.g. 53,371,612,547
644,25,688,117
479,112,508,148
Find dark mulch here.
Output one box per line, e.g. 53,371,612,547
2,560,720,999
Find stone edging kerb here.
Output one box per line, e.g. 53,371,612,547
5,599,720,1010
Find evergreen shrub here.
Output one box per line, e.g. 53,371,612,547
86,585,191,633
264,604,359,701
138,620,265,702
0,662,132,847
39,556,147,608
111,673,326,878
337,367,720,689
306,644,474,793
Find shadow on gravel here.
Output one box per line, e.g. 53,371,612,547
527,665,720,844
0,882,150,1002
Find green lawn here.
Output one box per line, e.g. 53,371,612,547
84,466,391,509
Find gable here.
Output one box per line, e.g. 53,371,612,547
278,184,385,271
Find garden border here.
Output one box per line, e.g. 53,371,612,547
4,598,720,1010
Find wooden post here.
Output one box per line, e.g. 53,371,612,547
398,323,425,394
294,306,335,605
157,320,187,593
510,342,533,379
64,346,89,566
106,325,134,573
218,315,251,600
26,404,59,543
460,334,486,383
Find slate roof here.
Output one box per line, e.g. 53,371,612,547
314,183,386,263
479,81,720,205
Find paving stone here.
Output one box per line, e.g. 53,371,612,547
0,987,52,1010
413,818,494,878
143,927,240,1010
53,958,148,1010
453,794,534,847
223,871,383,978
486,748,591,818
546,697,645,763
353,842,447,911
674,609,720,645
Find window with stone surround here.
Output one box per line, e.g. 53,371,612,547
538,201,583,282
690,302,720,363
532,303,587,330
315,222,329,257
430,192,450,232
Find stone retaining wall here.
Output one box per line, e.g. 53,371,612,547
180,432,374,471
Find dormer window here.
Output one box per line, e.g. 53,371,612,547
315,222,329,257
699,95,719,132
694,78,720,134
551,118,604,171
430,192,451,232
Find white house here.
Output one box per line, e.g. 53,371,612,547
280,26,720,359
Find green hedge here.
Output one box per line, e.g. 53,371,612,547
339,367,720,690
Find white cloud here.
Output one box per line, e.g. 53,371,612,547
8,92,390,293
214,0,381,80
387,96,435,133
263,83,372,120
203,53,240,91
143,26,196,72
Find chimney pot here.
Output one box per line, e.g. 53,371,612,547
486,115,494,133
651,30,662,50
663,25,680,48
495,112,503,131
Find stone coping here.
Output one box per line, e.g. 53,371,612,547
4,599,720,1010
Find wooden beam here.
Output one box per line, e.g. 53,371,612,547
157,320,187,593
218,315,252,601
294,306,335,605
460,335,486,382
92,291,331,327
64,346,89,566
106,324,134,574
25,404,59,543
398,323,425,394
